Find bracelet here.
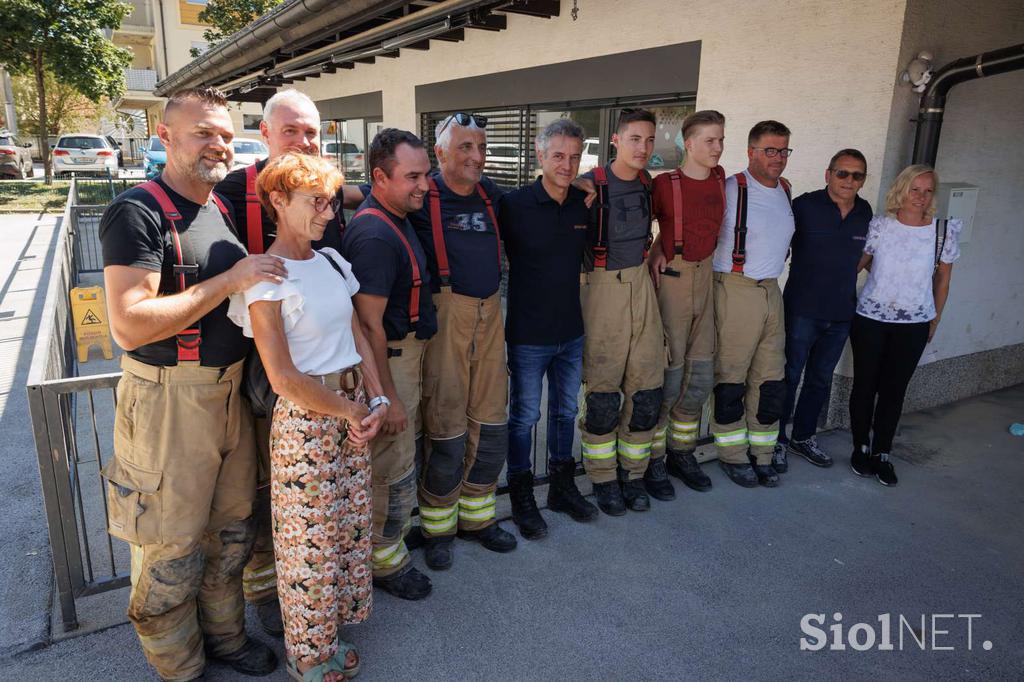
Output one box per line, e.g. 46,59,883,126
368,395,391,411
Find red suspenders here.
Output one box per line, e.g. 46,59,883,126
244,163,263,254
136,180,233,362
730,172,791,274
426,178,501,286
668,166,726,255
591,165,653,268
353,207,423,324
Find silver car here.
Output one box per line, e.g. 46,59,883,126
0,132,34,179
52,134,119,178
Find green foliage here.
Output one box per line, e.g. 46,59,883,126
190,0,284,58
12,71,109,136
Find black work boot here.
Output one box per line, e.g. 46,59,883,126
593,481,626,516
748,452,779,487
618,468,650,512
403,525,425,550
255,598,284,637
373,564,433,601
423,535,454,571
546,459,599,522
508,470,548,539
642,456,676,501
719,461,758,488
458,523,518,552
207,637,277,677
666,448,713,492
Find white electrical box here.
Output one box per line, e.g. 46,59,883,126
936,183,979,244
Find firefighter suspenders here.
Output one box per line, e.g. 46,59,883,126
426,178,501,287
591,165,653,268
730,172,792,274
667,166,726,255
136,180,234,362
244,163,264,254
353,207,423,324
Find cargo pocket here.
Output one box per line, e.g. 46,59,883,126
101,456,163,545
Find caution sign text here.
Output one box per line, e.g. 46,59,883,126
70,286,114,362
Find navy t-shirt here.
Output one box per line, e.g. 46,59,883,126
408,172,505,298
784,188,873,321
501,178,589,345
99,177,250,367
341,193,438,341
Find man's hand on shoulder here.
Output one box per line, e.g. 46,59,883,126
225,254,288,292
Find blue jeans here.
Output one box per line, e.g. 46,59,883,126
507,335,584,477
780,314,851,443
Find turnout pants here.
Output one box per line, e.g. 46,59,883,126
653,255,715,457
371,335,425,576
418,290,508,536
711,273,786,465
242,417,277,605
580,264,665,483
102,356,256,682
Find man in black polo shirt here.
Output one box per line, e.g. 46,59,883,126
500,119,600,540
343,129,437,600
777,149,872,471
100,86,282,681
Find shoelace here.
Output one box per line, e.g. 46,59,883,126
877,452,890,462
805,436,826,457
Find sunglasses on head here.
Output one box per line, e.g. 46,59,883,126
829,169,867,181
437,112,488,138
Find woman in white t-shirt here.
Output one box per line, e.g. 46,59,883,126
228,153,387,682
849,164,960,487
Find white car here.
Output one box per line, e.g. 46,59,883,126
232,138,269,169
580,137,602,174
51,134,119,177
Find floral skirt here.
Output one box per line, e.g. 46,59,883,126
270,383,373,666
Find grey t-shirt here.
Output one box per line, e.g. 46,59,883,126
583,165,651,271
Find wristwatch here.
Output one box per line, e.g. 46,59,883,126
368,395,391,411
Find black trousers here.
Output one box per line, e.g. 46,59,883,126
848,314,929,454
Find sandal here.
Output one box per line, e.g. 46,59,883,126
286,639,360,681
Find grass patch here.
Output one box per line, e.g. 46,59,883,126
0,179,142,213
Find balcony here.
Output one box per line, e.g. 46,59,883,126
117,0,154,34
125,68,158,92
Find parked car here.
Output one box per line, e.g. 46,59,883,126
143,136,166,179
0,131,34,179
104,135,125,168
52,134,118,177
231,137,269,169
580,137,601,174
323,141,365,178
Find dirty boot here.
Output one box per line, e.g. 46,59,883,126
666,448,712,492
547,459,598,522
373,564,432,601
642,456,676,501
508,470,548,540
423,535,454,571
207,637,277,677
618,467,650,512
593,481,626,517
458,522,518,552
255,598,283,637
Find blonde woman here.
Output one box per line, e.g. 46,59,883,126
229,153,387,681
849,164,960,486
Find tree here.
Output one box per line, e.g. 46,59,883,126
190,0,285,58
12,71,109,137
0,0,132,182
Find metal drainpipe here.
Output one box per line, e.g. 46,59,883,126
912,43,1024,166
156,0,170,85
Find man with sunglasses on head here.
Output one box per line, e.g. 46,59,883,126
710,120,795,489
774,149,872,472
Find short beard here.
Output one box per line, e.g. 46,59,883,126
192,158,229,184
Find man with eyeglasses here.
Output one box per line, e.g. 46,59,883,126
774,149,872,472
710,120,796,488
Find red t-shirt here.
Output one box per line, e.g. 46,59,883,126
652,167,726,262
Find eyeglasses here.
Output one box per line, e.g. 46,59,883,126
829,169,867,181
751,147,793,158
294,192,340,214
437,112,488,138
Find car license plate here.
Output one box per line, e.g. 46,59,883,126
74,157,95,164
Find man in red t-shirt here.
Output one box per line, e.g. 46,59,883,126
645,110,728,498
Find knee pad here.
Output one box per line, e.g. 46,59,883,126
466,422,508,485
713,383,746,424
423,434,466,496
679,360,714,414
382,469,417,539
217,516,257,578
628,387,663,432
584,391,621,435
756,380,786,424
661,366,684,409
138,548,204,616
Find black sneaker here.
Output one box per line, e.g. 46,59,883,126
719,461,758,488
207,637,277,677
373,564,432,601
789,436,833,467
423,535,454,571
771,443,788,473
666,449,712,492
255,598,283,637
872,453,898,486
458,523,517,553
642,456,676,501
850,445,871,477
593,481,626,516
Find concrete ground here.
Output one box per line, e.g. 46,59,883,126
1,211,1022,679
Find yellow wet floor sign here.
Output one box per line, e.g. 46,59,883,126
70,286,114,362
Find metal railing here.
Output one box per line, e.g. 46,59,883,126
125,68,158,92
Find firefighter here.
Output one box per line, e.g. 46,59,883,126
579,108,664,515
413,113,517,570
710,120,796,488
344,129,436,598
645,110,728,498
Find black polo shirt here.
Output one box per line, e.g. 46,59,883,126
215,159,345,253
784,188,873,321
341,193,438,341
500,178,589,345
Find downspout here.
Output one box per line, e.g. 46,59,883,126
156,0,170,85
912,43,1024,166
